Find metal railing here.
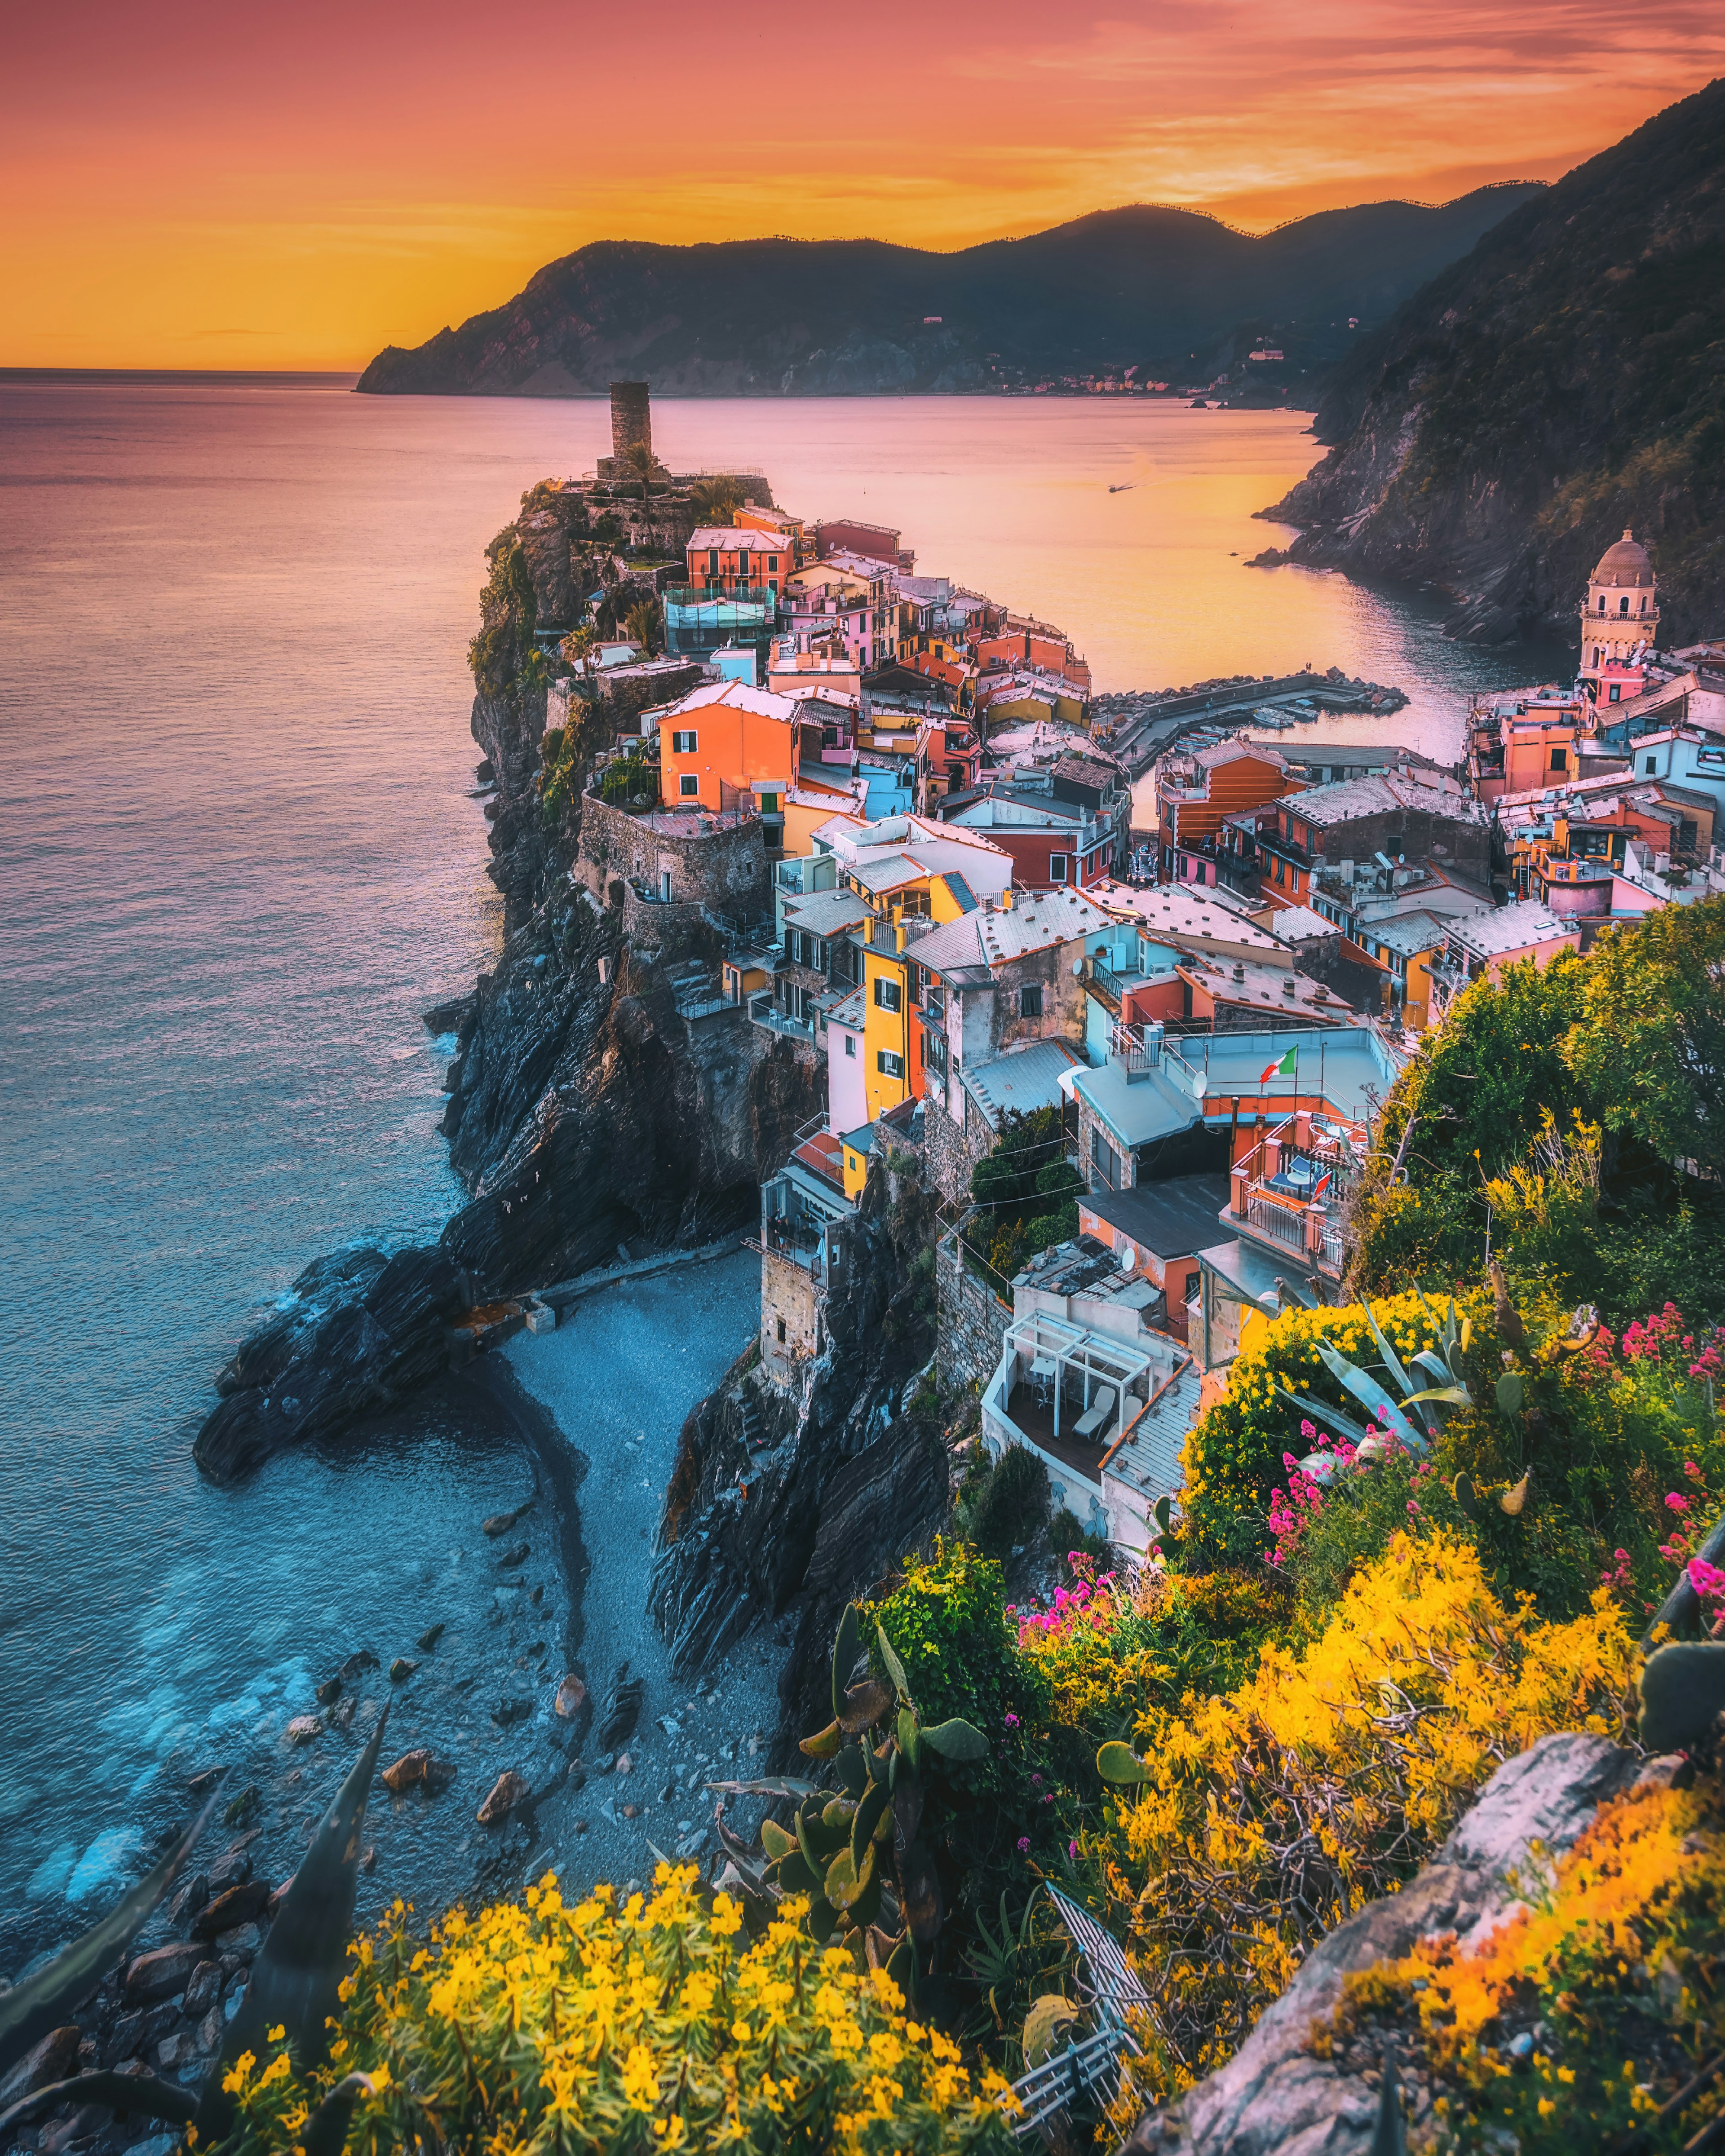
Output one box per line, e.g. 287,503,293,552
1244,1193,1309,1253
748,991,815,1040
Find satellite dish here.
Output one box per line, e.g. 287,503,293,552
1120,1243,1136,1272
1072,956,1084,976
1192,1075,1208,1100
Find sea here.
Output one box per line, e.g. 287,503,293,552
0,374,1571,1964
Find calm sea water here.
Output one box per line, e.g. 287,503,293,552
0,376,1566,1954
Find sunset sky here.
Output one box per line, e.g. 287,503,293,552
6,0,1722,371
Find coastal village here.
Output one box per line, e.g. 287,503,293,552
523,384,1725,1566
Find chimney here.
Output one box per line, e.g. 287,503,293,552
1282,976,1297,998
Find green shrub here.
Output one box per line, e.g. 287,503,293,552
961,1445,1050,1561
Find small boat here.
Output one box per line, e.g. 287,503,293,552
1108,482,1136,494
1189,397,1208,408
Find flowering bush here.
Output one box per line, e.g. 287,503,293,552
217,1869,1017,2156
1328,1772,1725,2152
1082,1532,1637,2119
1177,1292,1448,1564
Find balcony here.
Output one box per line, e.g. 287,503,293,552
748,990,816,1040
1228,1113,1363,1281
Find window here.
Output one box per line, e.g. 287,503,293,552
1018,984,1044,1019
874,976,901,1012
1049,853,1068,883
1550,747,1567,772
1091,1127,1121,1190
679,774,699,797
757,790,778,813
775,1317,786,1344
877,1050,904,1078
1640,595,1648,614
768,556,779,571
708,550,720,576
672,729,698,754
1645,754,1658,775
1598,595,1607,614
844,1034,856,1058
1609,684,1621,702
1620,596,1631,615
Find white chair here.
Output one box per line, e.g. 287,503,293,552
1073,1386,1117,1442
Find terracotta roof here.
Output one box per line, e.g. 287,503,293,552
1591,530,1655,588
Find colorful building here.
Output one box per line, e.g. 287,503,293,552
1579,530,1659,706
1154,740,1300,885
657,679,799,816
685,526,794,598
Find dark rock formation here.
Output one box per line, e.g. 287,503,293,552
193,1246,473,1483
649,1151,949,1748
1256,80,1725,643
1125,1732,1645,2154
438,913,820,1292
355,193,1542,400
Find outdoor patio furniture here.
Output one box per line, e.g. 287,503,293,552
1030,1354,1057,1407
1072,1385,1117,1441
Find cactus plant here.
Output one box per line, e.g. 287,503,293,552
710,1604,986,1999
1096,1741,1153,1785
1638,1640,1725,1752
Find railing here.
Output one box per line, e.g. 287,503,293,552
1090,959,1127,1005
1244,1193,1309,1253
748,991,815,1040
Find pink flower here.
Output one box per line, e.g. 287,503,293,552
1666,1493,1692,1513
1688,1557,1725,1604
1016,1836,1031,1854
1407,1501,1420,1515
1004,1713,1019,1728
1032,1773,1042,1786
1068,1839,1079,1859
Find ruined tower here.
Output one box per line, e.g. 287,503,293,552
610,381,652,463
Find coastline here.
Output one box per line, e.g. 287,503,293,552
496,1249,788,1900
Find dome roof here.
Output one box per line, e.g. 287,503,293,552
1592,529,1655,587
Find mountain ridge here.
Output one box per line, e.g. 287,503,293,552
354,188,1546,400
1258,78,1725,642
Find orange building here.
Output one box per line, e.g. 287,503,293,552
686,526,794,598
1154,740,1300,885
657,679,800,813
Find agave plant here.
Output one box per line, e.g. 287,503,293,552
0,1709,391,2153
1279,1294,1475,1482
706,1604,986,2004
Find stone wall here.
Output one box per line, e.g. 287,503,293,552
935,1229,1012,1396
760,1246,823,1390
577,789,770,922
924,1090,993,1206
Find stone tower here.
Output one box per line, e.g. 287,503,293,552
1579,529,1659,706
610,381,652,464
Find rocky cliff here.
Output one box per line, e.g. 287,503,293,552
1257,79,1725,643
354,193,1543,400
649,1146,950,1747
1126,1732,1658,2154
193,482,821,1477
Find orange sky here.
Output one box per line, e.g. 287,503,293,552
5,1,1722,370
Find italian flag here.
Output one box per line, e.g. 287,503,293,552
1259,1046,1298,1085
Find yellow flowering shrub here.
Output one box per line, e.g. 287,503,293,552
217,1868,1017,2156
1084,1532,1637,2118
1330,1772,1725,2150
1179,1292,1455,1562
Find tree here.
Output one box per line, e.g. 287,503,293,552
624,597,663,656
621,441,659,502
690,474,745,524
559,624,597,669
